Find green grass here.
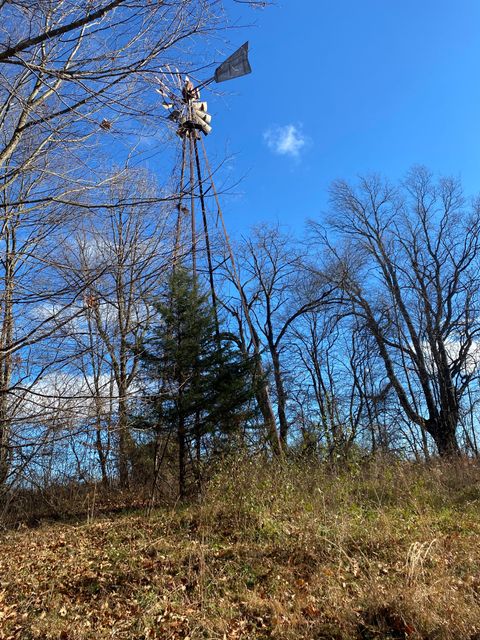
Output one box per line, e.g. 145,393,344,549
1,457,480,638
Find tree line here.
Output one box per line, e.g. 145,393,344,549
0,2,478,512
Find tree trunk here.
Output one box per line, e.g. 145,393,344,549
95,418,110,488
234,317,282,456
427,415,460,457
249,324,282,456
254,365,283,456
0,222,15,485
117,391,132,488
178,415,186,499
270,347,289,447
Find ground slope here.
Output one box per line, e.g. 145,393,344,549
1,460,480,639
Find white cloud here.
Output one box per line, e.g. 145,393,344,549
423,338,480,376
263,124,307,158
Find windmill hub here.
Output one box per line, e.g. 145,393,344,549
156,42,251,140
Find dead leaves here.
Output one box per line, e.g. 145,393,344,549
0,505,478,639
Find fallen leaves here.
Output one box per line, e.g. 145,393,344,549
0,487,478,640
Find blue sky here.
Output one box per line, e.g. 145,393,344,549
194,0,480,236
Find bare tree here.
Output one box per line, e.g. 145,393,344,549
312,168,480,456
0,0,241,490
59,169,171,488
0,149,91,487
234,225,332,447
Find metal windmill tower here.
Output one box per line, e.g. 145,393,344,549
155,44,282,454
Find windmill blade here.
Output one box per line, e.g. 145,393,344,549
165,64,183,92
163,65,178,94
155,77,176,99
214,42,252,83
173,67,183,92
155,73,183,112
154,82,169,98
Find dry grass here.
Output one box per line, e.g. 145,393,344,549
1,457,480,639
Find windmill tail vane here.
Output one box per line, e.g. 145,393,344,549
214,41,252,83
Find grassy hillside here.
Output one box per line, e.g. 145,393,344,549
1,458,480,639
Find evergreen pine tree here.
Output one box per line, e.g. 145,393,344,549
139,267,255,497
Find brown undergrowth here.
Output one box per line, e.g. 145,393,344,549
1,457,480,639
